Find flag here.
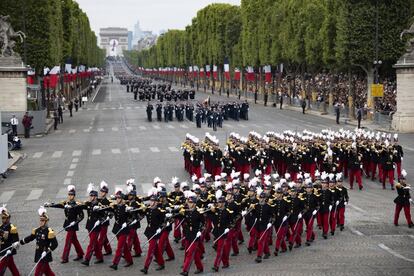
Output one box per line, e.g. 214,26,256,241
193,65,199,78
49,66,60,89
264,65,272,83
43,67,50,76
234,68,241,81
246,66,254,82
200,67,205,78
213,65,218,80
27,69,35,85
206,65,211,78
224,58,230,81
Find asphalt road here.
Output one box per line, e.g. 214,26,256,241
1,65,414,276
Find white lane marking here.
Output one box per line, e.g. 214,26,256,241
97,128,104,132
404,146,414,152
167,125,175,129
126,106,131,110
126,126,132,131
348,226,364,236
102,107,107,110
135,106,140,109
52,151,63,158
129,148,140,153
64,178,72,185
0,191,15,203
150,147,160,153
118,107,124,110
111,107,116,110
139,126,146,130
224,124,232,128
112,127,119,131
26,189,43,201
92,149,102,155
348,203,367,214
111,148,121,154
56,187,67,199
72,150,82,157
69,129,76,134
72,158,79,163
168,147,179,152
180,124,188,129
33,152,43,159
67,171,74,177
55,130,62,134
153,125,160,129
69,164,77,169
378,243,414,263
83,129,90,133
238,123,247,128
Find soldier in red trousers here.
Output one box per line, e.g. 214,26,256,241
393,170,413,228
0,206,20,276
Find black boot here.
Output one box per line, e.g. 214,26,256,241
255,256,262,263
156,265,165,271
140,267,148,274
81,260,89,266
109,264,118,270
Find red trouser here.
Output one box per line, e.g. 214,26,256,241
182,239,203,273
34,261,55,276
349,169,362,189
113,233,133,265
396,162,402,179
203,219,212,242
213,237,229,268
212,166,222,177
370,162,377,178
173,219,182,240
158,230,174,259
274,224,287,252
304,216,316,242
289,220,303,245
329,210,337,233
85,230,103,261
394,204,413,225
98,225,112,254
337,207,346,226
127,228,142,255
241,164,250,175
227,229,239,254
309,163,316,180
0,255,20,276
256,230,270,257
382,170,394,188
62,230,84,261
144,239,164,269
321,212,330,235
192,166,202,178
247,226,258,249
343,161,348,178
235,219,244,242
378,164,383,182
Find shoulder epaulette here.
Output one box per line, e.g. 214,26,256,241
48,228,55,239
226,208,234,214
10,224,17,234
31,228,36,235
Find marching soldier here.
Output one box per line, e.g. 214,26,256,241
178,193,205,276
302,181,319,246
382,146,395,190
108,188,133,270
140,194,166,274
81,184,104,266
272,188,290,256
156,103,163,122
0,206,19,275
287,187,304,250
393,170,413,228
44,185,84,263
147,102,154,122
98,181,112,256
393,134,404,179
318,176,333,239
17,206,58,276
126,184,142,257
349,147,363,190
335,174,349,231
158,191,175,262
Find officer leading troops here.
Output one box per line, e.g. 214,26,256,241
394,170,413,228
0,205,19,275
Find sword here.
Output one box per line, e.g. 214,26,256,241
185,231,202,253
27,250,51,276
108,221,132,244
291,213,303,242
56,221,78,236
258,223,273,241
274,215,289,237
142,228,162,246
82,218,106,243
248,218,257,235
174,219,184,231
212,228,230,244
0,249,11,262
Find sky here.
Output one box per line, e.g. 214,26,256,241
75,0,241,36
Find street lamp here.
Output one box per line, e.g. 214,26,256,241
373,60,382,84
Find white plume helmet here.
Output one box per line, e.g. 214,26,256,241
115,187,123,195
232,178,240,185
225,183,233,191
304,173,310,179
184,190,195,198
288,181,295,188
215,175,221,181
180,182,188,190
394,133,398,141
203,173,211,179
256,187,263,196
0,204,7,214
38,206,47,216
191,175,198,182
87,183,96,194
244,173,250,180
264,175,271,181
279,178,287,184
255,169,262,176
321,172,327,180
272,173,279,179
171,176,179,185
198,177,206,184
100,181,108,190
157,183,166,190
193,184,201,191
214,181,222,189
304,179,312,185
336,173,343,181
402,169,407,177
285,173,291,179
126,178,135,185
215,189,223,199
153,177,161,184
328,173,335,181
147,187,158,197
248,179,257,188
220,172,227,178
314,170,320,177
126,184,134,193
67,185,76,192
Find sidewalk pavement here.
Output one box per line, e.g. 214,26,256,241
0,151,23,182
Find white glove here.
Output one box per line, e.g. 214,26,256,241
267,223,272,229
131,219,137,225
94,220,101,227
6,250,11,256
196,231,202,238
166,213,172,218
282,215,288,222
64,204,71,209
224,228,230,234
93,206,100,211
360,165,363,169
122,222,127,229
401,157,403,161
68,221,76,227
44,202,51,207
156,228,161,234
312,210,317,216
298,213,302,219
166,222,170,227
409,199,413,204
329,205,332,211
12,242,19,250
110,195,116,200
241,210,247,217
344,201,348,206
41,251,47,259
336,200,340,206
174,205,180,210
207,203,213,208
314,158,317,162
126,206,133,212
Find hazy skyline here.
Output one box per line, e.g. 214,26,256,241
75,0,241,36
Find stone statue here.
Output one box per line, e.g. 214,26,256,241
401,22,414,54
0,15,26,57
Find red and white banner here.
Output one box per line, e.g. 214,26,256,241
264,65,272,83
246,66,255,82
49,66,60,89
205,65,211,78
200,67,205,78
234,68,241,81
224,63,230,81
213,65,218,80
